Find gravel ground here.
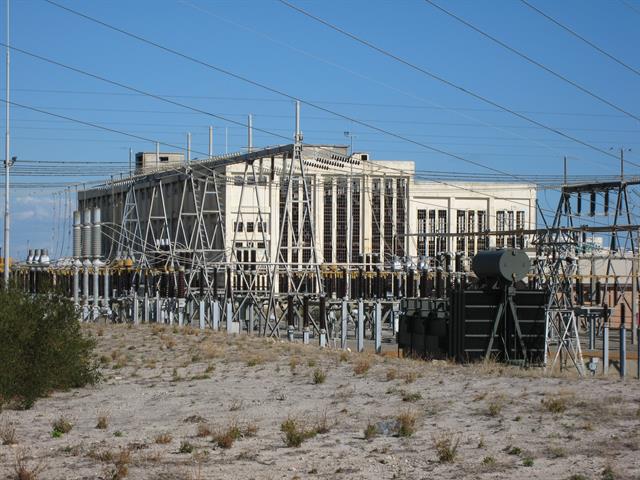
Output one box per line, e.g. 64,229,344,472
1,323,639,480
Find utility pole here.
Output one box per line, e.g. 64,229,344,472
128,148,132,176
208,126,213,158
3,0,11,288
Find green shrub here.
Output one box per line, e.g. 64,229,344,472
0,288,100,409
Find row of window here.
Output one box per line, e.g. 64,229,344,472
232,221,268,233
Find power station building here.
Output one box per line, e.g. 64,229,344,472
77,144,536,279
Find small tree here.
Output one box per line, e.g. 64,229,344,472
0,288,100,409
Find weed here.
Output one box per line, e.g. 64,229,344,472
281,417,317,448
542,395,570,414
246,356,263,367
396,410,418,437
506,445,522,456
229,400,243,411
482,456,496,466
312,368,327,385
402,391,422,403
602,465,616,480
213,424,241,449
96,412,109,430
179,441,194,454
51,416,73,437
523,457,534,467
307,358,317,367
353,358,371,375
547,445,566,458
14,450,44,480
403,371,418,384
487,399,504,417
432,432,460,463
154,433,172,444
113,431,123,438
196,423,212,438
289,357,301,372
339,351,349,362
364,423,377,441
386,368,398,381
567,475,588,480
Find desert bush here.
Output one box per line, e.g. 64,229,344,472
432,432,460,463
212,421,258,449
0,288,99,409
312,368,327,385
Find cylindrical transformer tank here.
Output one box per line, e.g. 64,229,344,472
73,210,82,259
26,249,34,264
82,208,92,259
471,249,531,284
92,207,102,259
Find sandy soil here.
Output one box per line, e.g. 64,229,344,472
1,323,639,480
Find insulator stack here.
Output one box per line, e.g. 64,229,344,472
73,211,82,258
92,207,102,259
82,208,92,259
177,267,186,299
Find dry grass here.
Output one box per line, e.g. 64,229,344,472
542,394,572,414
386,368,398,381
0,416,17,445
432,431,460,463
96,412,109,430
396,410,418,437
280,417,318,448
51,416,73,437
14,450,44,480
154,433,172,445
106,448,131,480
353,358,371,375
312,368,327,384
363,423,377,441
196,423,212,438
486,397,504,417
212,421,258,449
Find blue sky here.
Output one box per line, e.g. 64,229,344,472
2,0,640,258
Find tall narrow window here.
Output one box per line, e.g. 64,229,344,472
417,209,426,256
395,178,406,257
336,178,348,263
516,210,525,249
456,210,466,252
323,179,333,263
437,210,448,253
372,179,381,256
428,210,436,256
384,179,394,261
351,178,361,262
496,210,506,249
478,210,488,250
467,211,476,256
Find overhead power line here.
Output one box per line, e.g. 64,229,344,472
4,42,557,184
277,0,630,162
423,0,640,122
44,0,625,167
519,0,640,79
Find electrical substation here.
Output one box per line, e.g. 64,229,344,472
8,104,640,379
